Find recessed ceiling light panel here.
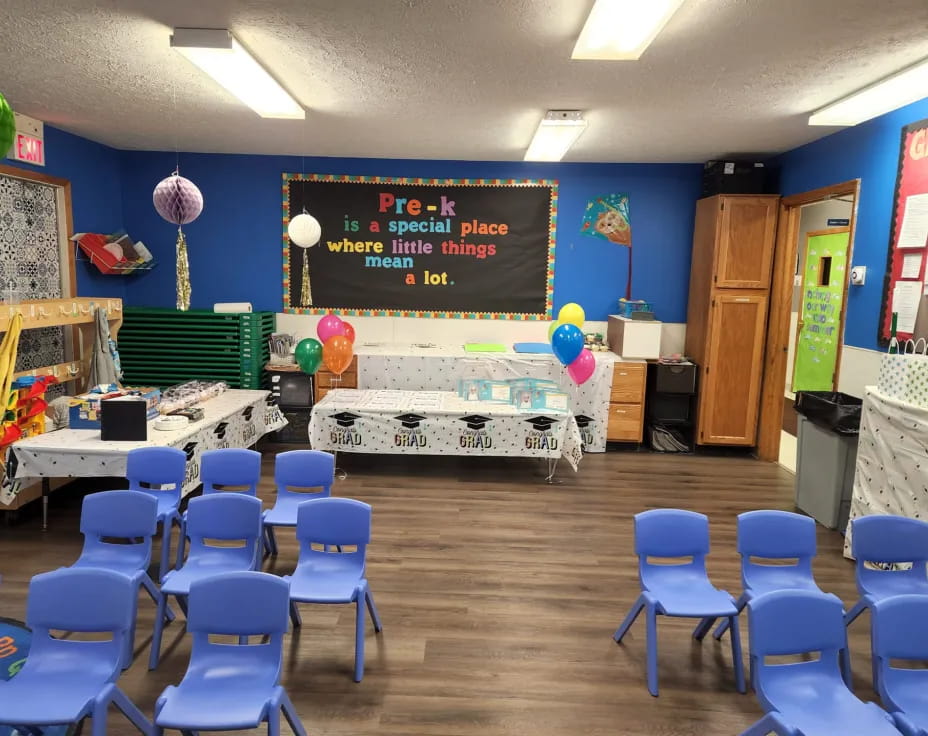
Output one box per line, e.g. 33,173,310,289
524,110,587,162
809,58,928,126
171,28,305,119
572,0,686,61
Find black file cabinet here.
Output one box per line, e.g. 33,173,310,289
646,362,698,453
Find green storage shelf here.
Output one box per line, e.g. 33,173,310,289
119,308,275,390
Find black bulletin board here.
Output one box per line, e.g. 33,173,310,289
282,174,557,319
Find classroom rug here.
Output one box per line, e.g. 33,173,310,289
0,617,75,735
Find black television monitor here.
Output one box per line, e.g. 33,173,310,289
277,374,313,408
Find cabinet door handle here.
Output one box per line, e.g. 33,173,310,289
618,371,628,376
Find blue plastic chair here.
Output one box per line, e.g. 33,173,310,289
713,510,824,640
847,515,928,689
175,447,263,568
153,571,308,736
739,590,900,736
847,515,928,625
125,446,187,582
613,509,745,697
0,568,154,736
872,595,928,736
150,493,263,670
68,490,175,668
286,498,383,682
263,450,334,556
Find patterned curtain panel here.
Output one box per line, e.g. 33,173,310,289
0,174,66,397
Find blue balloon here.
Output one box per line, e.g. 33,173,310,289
551,323,584,365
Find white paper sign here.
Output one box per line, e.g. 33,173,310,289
893,280,922,332
903,252,924,279
898,193,928,249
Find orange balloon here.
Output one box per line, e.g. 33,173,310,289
323,335,353,375
342,321,356,344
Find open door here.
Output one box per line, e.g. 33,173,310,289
792,227,851,392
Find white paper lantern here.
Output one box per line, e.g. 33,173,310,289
288,213,321,248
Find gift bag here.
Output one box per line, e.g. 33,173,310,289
878,338,928,407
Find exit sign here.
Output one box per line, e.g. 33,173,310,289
9,113,44,166
13,133,44,165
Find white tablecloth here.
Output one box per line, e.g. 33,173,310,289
2,390,287,503
309,389,583,470
844,386,927,558
355,343,618,452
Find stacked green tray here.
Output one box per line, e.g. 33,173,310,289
119,308,275,389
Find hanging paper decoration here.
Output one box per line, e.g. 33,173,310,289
0,92,14,158
580,193,634,300
153,172,203,311
288,213,321,307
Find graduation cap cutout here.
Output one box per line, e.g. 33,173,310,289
182,442,198,460
574,415,593,429
458,414,493,431
394,413,427,429
330,411,362,428
525,416,559,432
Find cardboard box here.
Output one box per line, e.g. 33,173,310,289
607,315,662,359
69,387,160,429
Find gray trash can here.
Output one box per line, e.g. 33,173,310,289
794,392,862,532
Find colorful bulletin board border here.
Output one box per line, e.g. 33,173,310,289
281,174,558,320
879,117,928,346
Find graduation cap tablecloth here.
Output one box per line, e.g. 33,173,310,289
1,390,287,506
352,344,618,453
309,389,583,471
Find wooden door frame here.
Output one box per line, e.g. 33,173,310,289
0,163,79,376
756,180,860,462
0,163,77,298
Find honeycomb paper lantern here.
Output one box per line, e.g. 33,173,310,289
0,92,14,158
153,174,204,226
289,213,321,248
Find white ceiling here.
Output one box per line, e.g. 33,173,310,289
1,0,927,162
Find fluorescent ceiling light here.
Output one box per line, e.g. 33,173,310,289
171,28,305,119
524,111,587,162
572,0,686,61
810,58,928,126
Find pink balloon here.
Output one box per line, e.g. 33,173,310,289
567,349,596,385
316,314,346,343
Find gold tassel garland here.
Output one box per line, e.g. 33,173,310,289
301,249,313,306
176,227,191,311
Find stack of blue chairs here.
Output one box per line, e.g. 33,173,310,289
614,508,928,736
0,447,383,735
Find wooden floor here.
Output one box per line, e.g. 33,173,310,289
0,449,869,735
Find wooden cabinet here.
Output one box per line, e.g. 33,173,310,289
685,194,779,447
313,356,358,403
698,293,768,445
606,361,646,442
715,196,778,288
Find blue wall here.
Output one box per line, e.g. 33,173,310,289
776,97,928,351
4,126,126,300
120,151,702,321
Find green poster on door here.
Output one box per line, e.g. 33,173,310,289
792,230,850,391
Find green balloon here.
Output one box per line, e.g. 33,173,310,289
294,337,323,374
0,93,13,159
